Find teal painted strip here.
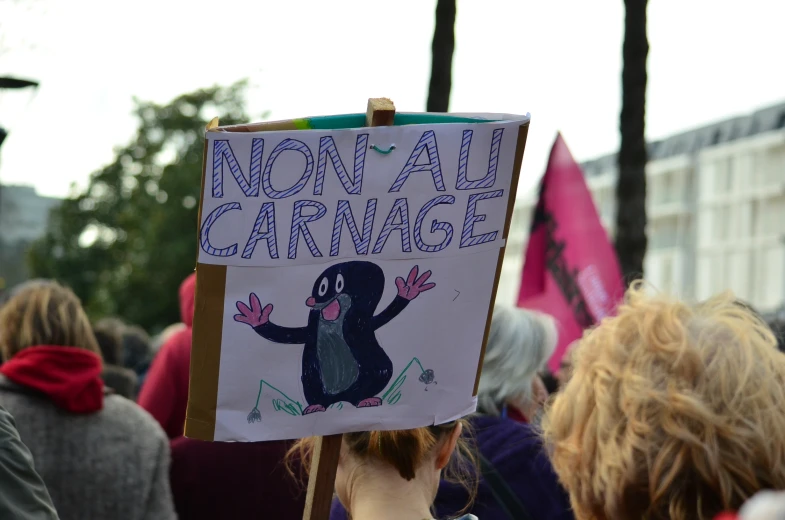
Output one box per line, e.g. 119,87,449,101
306,114,367,129
396,113,499,125
303,113,502,130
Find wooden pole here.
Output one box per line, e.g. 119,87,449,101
301,97,396,520
300,433,342,520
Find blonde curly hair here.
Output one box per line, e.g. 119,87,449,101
542,283,785,520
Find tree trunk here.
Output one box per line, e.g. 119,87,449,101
426,0,456,113
615,0,649,285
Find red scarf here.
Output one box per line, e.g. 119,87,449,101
0,346,104,413
505,405,529,424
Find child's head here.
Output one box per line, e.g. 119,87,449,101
290,421,476,514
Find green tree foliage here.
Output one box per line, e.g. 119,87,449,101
28,81,252,332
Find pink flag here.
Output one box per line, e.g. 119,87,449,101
518,134,624,373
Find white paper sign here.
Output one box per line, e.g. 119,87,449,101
198,120,527,266
196,114,529,441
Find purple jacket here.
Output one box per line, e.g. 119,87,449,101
330,415,574,520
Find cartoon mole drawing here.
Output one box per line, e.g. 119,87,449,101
233,262,435,415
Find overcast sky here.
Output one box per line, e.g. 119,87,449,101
0,0,783,199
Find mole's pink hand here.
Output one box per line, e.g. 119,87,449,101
233,293,273,327
395,265,436,301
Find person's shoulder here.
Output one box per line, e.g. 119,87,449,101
170,435,208,456
154,328,192,364
470,414,546,461
470,414,540,443
102,395,168,444
0,404,18,437
0,374,25,396
171,434,291,460
0,376,52,415
166,327,193,350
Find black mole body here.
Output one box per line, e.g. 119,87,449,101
251,261,410,411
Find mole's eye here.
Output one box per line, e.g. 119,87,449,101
318,277,328,296
336,274,344,293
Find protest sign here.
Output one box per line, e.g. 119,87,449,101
518,133,624,373
186,107,530,442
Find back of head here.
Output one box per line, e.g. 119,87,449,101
92,318,125,366
543,283,785,520
477,306,557,415
0,281,100,360
122,325,152,371
101,364,137,399
349,425,469,481
289,422,477,513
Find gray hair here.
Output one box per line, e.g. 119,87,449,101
477,305,558,416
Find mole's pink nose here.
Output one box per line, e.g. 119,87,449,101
305,297,316,307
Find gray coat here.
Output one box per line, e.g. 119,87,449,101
0,375,176,520
0,404,59,519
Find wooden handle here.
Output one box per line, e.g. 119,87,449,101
301,434,343,520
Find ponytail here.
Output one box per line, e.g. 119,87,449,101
367,428,436,480
287,421,478,509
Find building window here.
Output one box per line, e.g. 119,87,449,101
747,153,759,188
760,245,785,309
715,161,728,194
662,256,674,290
725,157,735,192
650,217,680,250
766,148,785,186
662,172,675,203
751,201,760,238
763,197,785,236
714,208,731,241
592,191,605,216
713,253,727,295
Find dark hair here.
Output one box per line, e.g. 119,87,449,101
122,325,152,371
541,370,560,394
769,319,785,353
92,318,125,366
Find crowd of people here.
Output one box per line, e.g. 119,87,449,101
1,272,785,520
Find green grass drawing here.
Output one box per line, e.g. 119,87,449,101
247,357,430,423
247,380,303,423
382,357,428,405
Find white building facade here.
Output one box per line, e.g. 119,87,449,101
498,102,785,315
0,184,60,244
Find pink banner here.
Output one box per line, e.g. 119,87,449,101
518,134,624,373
